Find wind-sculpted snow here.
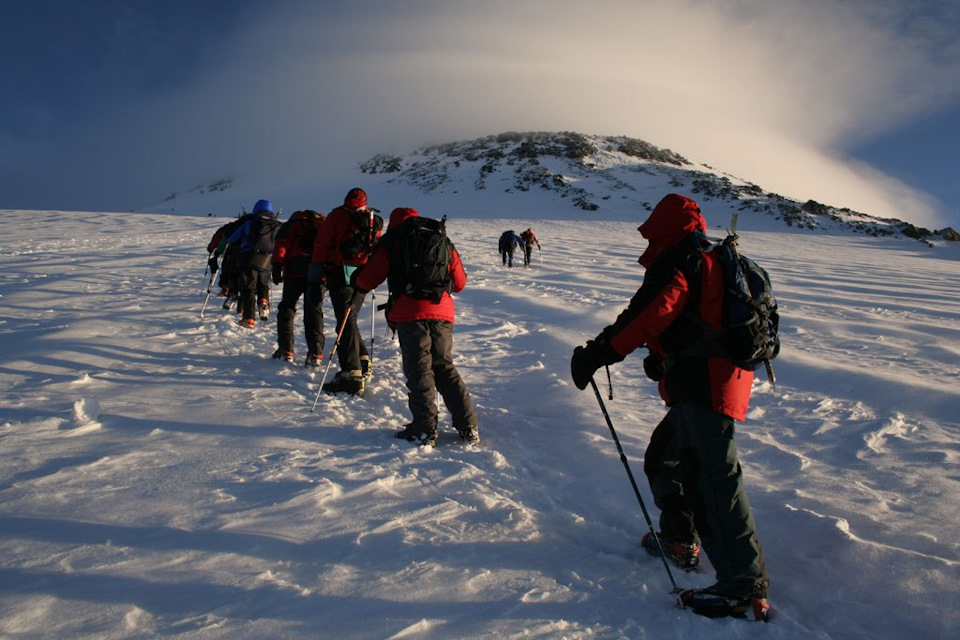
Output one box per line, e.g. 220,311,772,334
0,210,958,638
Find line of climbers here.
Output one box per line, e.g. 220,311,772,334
202,191,775,621
204,189,478,448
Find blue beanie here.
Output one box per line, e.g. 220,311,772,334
252,199,273,214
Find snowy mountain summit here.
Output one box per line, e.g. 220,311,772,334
360,131,957,242
149,130,956,244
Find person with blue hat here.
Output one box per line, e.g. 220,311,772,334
223,199,281,328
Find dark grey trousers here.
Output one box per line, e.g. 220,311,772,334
397,320,478,434
644,402,769,598
276,277,325,356
328,283,368,372
238,269,270,322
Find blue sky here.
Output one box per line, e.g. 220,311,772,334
2,0,958,229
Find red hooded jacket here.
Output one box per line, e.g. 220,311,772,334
310,189,382,283
354,207,467,328
600,194,753,421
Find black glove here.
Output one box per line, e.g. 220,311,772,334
643,354,664,382
571,334,627,390
272,263,283,285
571,342,605,390
208,255,219,273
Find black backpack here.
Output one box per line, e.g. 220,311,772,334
248,214,279,252
389,216,453,303
341,208,384,263
682,215,780,384
244,214,281,270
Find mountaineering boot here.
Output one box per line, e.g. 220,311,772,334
258,298,270,321
679,585,771,622
272,348,295,363
322,370,365,396
239,318,256,329
641,531,700,571
396,424,438,447
360,355,372,379
456,424,480,445
304,353,322,369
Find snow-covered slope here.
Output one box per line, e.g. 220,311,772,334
143,132,958,243
1,208,958,639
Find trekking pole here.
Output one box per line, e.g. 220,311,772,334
198,269,216,319
538,245,543,267
588,377,682,596
311,306,352,412
369,288,376,378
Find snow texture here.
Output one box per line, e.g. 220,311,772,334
1,206,958,639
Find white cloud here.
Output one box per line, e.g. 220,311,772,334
17,0,960,226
